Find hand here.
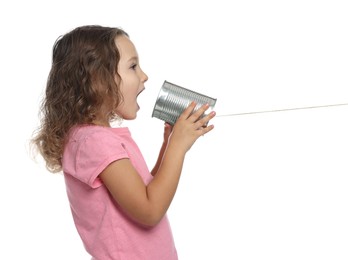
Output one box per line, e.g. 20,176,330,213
163,122,173,144
168,102,215,153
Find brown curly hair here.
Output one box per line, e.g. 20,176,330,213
32,25,128,173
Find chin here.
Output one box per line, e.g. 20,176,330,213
124,114,137,120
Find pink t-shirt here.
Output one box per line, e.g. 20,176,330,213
62,125,178,260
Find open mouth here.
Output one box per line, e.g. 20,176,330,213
137,87,145,97
136,88,145,109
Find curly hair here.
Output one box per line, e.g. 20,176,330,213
32,25,128,173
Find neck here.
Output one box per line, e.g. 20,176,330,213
92,119,110,127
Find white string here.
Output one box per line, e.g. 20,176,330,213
216,103,348,117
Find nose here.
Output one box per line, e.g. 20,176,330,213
141,68,148,83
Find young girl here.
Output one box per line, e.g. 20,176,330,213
32,25,215,260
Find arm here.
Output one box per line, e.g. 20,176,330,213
151,122,172,176
100,102,215,227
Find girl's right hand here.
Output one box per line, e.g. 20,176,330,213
168,101,215,153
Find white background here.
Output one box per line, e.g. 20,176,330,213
1,0,347,259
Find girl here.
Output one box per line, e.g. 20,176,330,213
32,25,215,260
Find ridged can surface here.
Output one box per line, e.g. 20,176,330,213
152,81,217,125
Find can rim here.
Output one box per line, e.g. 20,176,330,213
151,80,170,119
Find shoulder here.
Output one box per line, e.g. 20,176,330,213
64,125,130,162
68,125,117,141
67,125,133,145
63,125,131,187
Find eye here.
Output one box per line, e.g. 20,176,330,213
130,63,137,70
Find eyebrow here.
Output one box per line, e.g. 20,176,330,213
127,56,138,62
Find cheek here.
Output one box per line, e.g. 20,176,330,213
118,79,139,101
127,87,139,99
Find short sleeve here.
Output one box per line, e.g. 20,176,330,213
75,129,129,188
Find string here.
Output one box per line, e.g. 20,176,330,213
215,103,348,117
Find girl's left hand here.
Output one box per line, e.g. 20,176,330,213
163,122,173,144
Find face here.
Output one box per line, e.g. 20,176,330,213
115,35,148,120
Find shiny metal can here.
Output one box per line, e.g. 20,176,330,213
152,80,217,125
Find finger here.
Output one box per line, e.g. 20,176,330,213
200,123,215,135
178,101,197,120
193,109,216,127
188,103,211,123
164,122,173,132
164,122,172,129
196,124,215,137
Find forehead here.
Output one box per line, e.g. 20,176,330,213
115,35,138,59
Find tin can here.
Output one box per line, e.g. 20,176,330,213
152,80,217,125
